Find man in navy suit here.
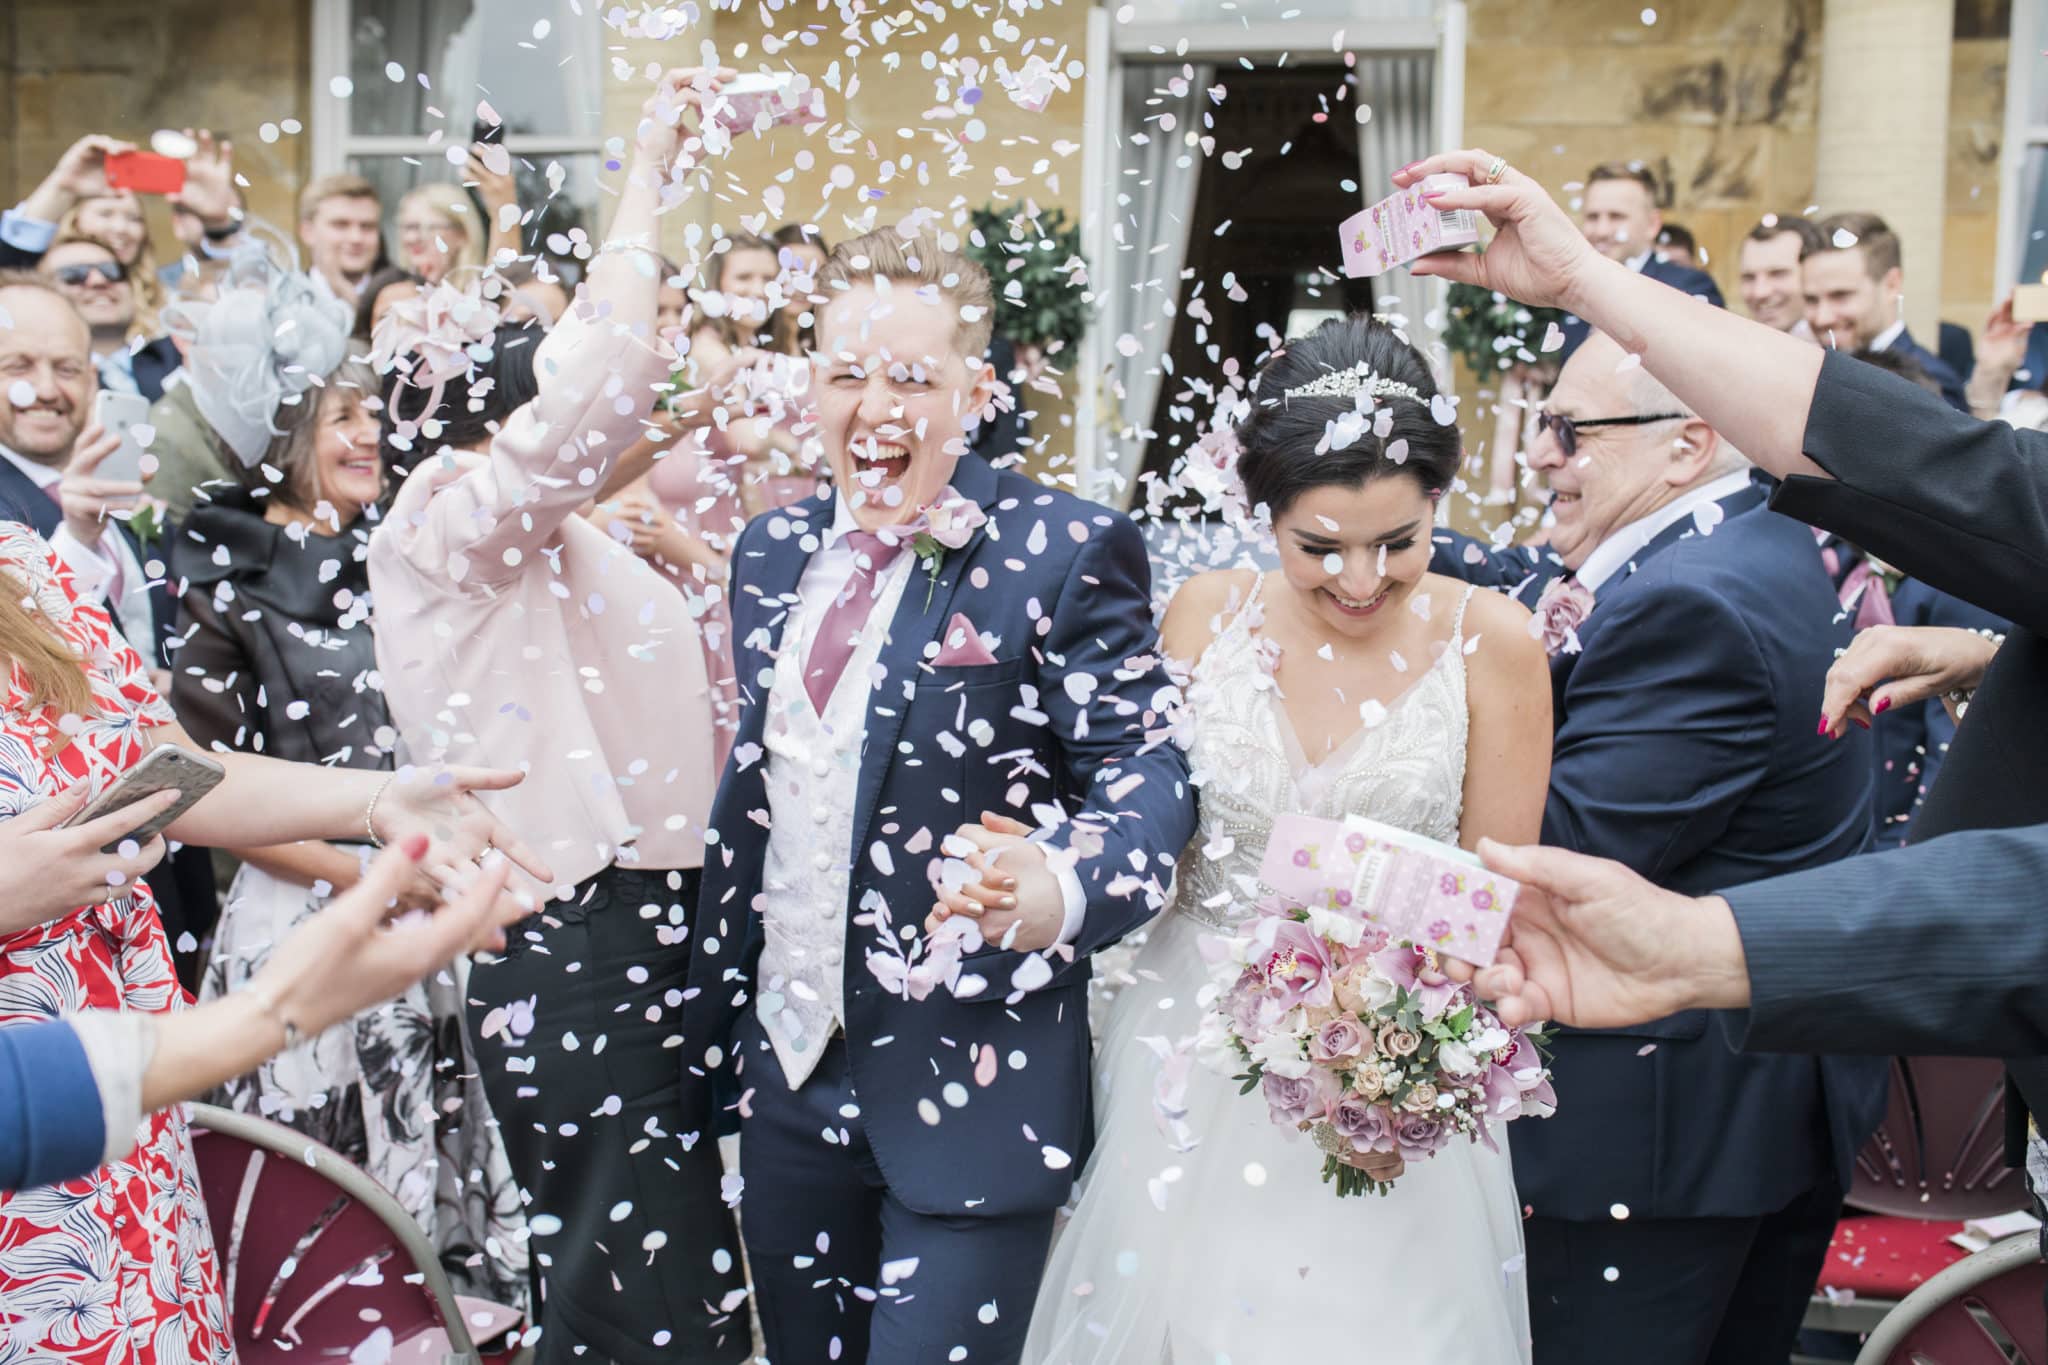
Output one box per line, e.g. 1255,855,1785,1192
682,231,1194,1365
1556,162,1724,362
1439,329,1887,1365
1802,210,1970,413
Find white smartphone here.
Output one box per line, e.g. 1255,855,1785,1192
59,744,226,854
92,390,153,487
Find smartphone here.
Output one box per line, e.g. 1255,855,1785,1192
59,745,226,854
713,72,819,132
104,151,187,196
92,390,153,486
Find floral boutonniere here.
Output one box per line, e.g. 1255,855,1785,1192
123,499,166,553
909,486,987,608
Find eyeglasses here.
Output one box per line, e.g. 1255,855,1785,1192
1535,410,1687,458
50,261,126,288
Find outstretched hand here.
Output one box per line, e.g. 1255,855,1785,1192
1818,625,1999,738
1448,839,1751,1029
1392,149,1608,317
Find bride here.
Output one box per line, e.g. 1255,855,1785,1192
1023,317,1553,1362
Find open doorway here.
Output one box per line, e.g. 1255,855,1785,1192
1134,62,1377,484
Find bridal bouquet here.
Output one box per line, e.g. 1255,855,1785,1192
1196,817,1555,1197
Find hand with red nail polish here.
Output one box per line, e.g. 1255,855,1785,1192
1817,624,2000,737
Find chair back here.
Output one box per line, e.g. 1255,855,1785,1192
1850,1057,2027,1221
1854,1234,2047,1364
188,1103,482,1365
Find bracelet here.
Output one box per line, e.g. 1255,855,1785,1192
364,774,395,848
245,979,306,1051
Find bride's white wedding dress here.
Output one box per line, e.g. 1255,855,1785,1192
1025,577,1531,1363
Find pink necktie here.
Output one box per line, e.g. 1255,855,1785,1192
805,529,911,712
1839,560,1895,630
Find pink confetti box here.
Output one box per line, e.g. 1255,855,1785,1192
1257,811,1518,966
713,74,824,132
1339,174,1480,279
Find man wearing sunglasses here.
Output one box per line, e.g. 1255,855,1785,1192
1434,326,1885,1365
37,236,182,403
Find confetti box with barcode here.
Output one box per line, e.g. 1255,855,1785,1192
1257,811,1517,966
1339,174,1480,279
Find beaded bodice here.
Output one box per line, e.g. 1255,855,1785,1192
1173,577,1472,928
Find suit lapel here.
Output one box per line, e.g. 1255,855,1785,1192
728,493,832,754
849,455,1000,858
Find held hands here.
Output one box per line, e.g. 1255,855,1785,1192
249,836,525,1040
1818,625,2000,738
0,784,180,932
1446,839,1752,1030
925,811,1066,953
1392,150,1605,318
59,421,145,550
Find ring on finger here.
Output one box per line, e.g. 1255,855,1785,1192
1484,155,1509,185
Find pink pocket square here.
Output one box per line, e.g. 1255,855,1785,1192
934,613,1001,666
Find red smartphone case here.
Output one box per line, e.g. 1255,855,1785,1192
104,151,187,195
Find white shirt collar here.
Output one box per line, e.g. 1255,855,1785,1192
1575,468,1755,593
0,443,61,491
1869,319,1906,353
1625,247,1656,274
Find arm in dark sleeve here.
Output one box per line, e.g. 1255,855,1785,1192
1773,349,2048,634
1542,578,1772,876
1726,823,2048,1058
0,1020,107,1192
1429,530,1561,600
166,586,260,754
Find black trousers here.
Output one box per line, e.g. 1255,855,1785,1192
736,1017,1056,1365
1527,1180,1843,1365
466,865,748,1365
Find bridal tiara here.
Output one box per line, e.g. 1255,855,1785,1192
1282,362,1424,405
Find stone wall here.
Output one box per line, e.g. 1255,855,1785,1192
0,0,312,262
1463,0,2006,334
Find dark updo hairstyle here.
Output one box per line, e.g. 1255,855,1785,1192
1235,315,1459,520
379,320,544,473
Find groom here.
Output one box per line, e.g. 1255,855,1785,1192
681,228,1194,1363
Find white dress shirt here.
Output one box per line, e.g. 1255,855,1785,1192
753,497,1084,1086
1869,319,1906,354
1575,468,1755,594
0,445,156,653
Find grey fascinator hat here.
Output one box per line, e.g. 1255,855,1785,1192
165,238,354,468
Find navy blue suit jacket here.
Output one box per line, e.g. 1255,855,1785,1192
682,453,1195,1218
0,455,175,669
129,336,182,405
1557,254,1724,362
1882,328,1970,415
1442,480,1887,1220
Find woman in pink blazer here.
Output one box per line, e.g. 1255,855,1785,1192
368,68,757,1365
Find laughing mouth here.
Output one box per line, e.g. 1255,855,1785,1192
852,437,911,481
1324,584,1392,616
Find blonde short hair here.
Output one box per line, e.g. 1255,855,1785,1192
299,172,380,223
818,228,994,360
398,183,487,274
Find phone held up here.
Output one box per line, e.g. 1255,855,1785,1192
91,390,154,488
59,745,225,855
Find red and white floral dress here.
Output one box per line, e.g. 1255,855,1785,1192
0,524,231,1364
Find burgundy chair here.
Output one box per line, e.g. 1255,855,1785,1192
1801,1058,2031,1355
188,1103,526,1365
1852,1234,2046,1364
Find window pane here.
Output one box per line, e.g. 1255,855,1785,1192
347,0,603,141
347,151,602,282
2019,145,2048,286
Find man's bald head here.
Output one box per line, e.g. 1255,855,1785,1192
0,276,97,466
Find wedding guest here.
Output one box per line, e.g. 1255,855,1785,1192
0,837,519,1193
349,264,425,344
769,221,829,352
299,173,385,307
4,132,236,281
40,233,182,400
1402,147,2048,1290
1737,214,1821,339
369,67,759,1364
1654,221,1698,270
395,182,487,284
1557,161,1723,359
167,271,526,1304
1966,294,2048,428
1801,210,1969,412
0,511,541,1363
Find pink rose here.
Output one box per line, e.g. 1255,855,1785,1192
1333,1096,1395,1153
1395,1113,1451,1162
1309,1016,1370,1063
1262,1069,1334,1128
923,488,988,550
1530,576,1597,657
